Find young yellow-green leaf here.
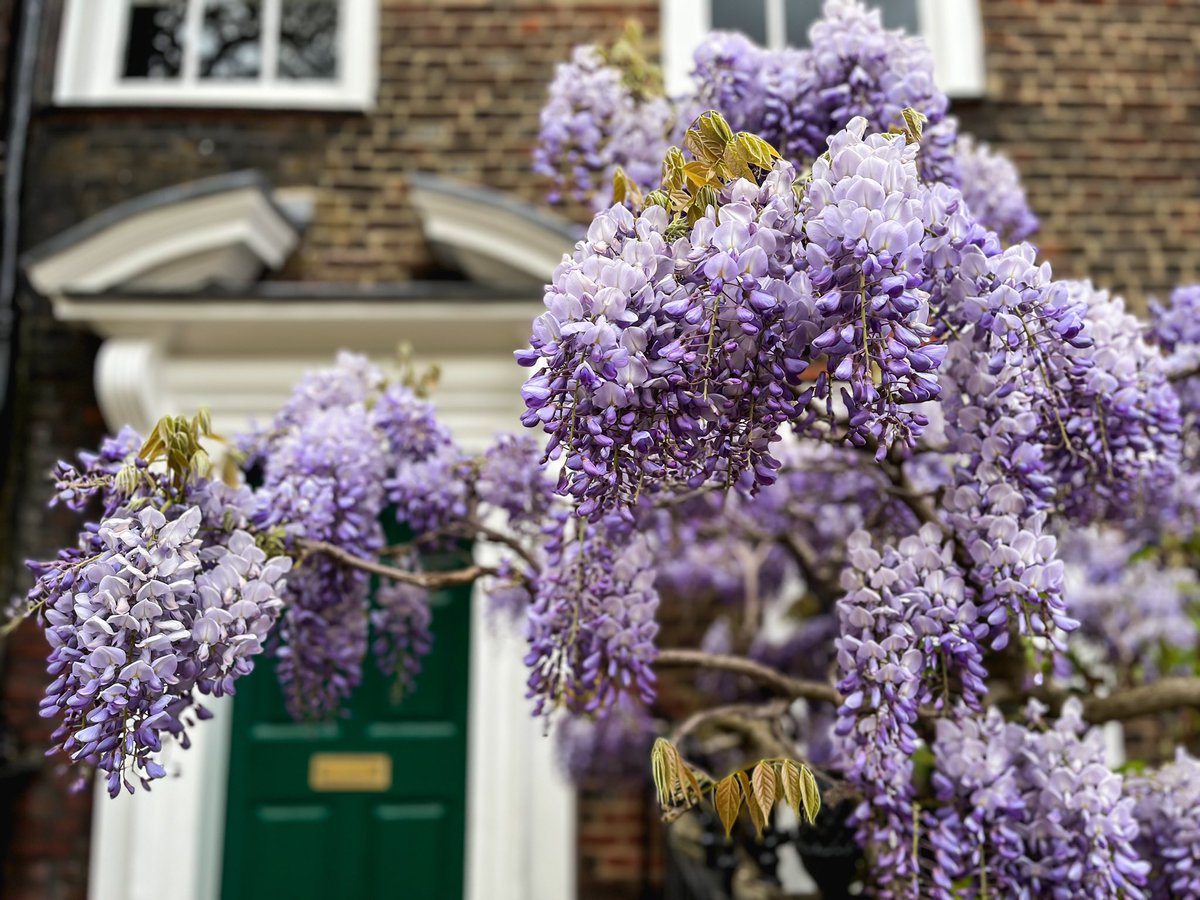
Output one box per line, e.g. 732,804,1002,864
736,132,781,170
650,738,676,808
780,759,803,820
714,775,742,838
644,189,671,210
662,146,688,194
800,764,821,824
683,159,715,189
611,167,643,208
678,758,704,808
685,111,733,165
721,139,754,182
900,106,927,144
751,760,778,821
689,185,719,225
736,770,766,837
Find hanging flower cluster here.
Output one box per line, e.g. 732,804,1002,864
20,5,1200,896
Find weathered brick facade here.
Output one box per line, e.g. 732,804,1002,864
956,0,1200,310
2,2,1199,899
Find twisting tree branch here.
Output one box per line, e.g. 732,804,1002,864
1167,361,1200,383
298,539,497,589
1080,678,1200,724
655,648,844,706
670,699,790,745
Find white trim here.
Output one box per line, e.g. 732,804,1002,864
917,0,986,98
661,0,711,97
764,0,786,51
38,184,579,900
25,185,299,296
82,322,577,900
55,0,377,111
660,0,986,100
406,178,578,288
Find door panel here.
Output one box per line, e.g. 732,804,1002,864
221,562,472,900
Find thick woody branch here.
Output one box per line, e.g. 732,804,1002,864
1168,361,1200,383
298,539,496,589
655,648,844,706
670,699,790,745
1081,678,1200,724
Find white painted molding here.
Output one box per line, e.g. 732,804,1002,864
93,339,167,432
917,0,986,99
661,0,711,98
406,175,579,288
25,184,298,296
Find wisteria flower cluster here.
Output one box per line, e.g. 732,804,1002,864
35,505,289,795
19,4,1200,897
535,0,1038,245
931,702,1149,899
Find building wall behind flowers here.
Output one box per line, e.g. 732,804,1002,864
1,2,1199,899
955,0,1200,309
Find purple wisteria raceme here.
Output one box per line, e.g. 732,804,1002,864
940,334,1075,651
803,116,944,455
371,381,453,464
371,577,433,698
519,162,817,518
525,517,659,717
258,404,387,720
833,525,983,898
35,506,288,795
1056,280,1181,523
534,45,673,205
954,134,1039,243
1128,749,1200,900
759,0,956,182
1008,701,1148,898
928,702,1149,898
50,425,144,514
926,708,1026,898
1060,527,1197,676
239,350,385,465
475,432,557,534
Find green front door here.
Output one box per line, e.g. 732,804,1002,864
220,574,472,899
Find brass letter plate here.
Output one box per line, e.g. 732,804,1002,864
308,753,392,792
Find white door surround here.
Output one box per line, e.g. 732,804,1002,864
27,172,580,900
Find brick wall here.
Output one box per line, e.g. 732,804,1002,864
0,289,104,900
955,0,1200,311
6,2,1200,899
22,0,659,282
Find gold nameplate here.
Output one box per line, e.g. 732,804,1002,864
308,753,392,792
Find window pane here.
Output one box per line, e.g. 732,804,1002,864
786,0,920,47
711,0,767,46
123,0,187,79
199,0,262,79
278,0,339,80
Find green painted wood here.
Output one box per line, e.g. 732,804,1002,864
221,534,472,900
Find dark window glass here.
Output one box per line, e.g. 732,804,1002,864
199,0,262,79
786,0,920,47
711,0,767,45
122,0,187,78
278,0,338,80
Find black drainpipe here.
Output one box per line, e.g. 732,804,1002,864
0,0,42,471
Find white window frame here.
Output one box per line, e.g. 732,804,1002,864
55,0,377,110
661,0,985,99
